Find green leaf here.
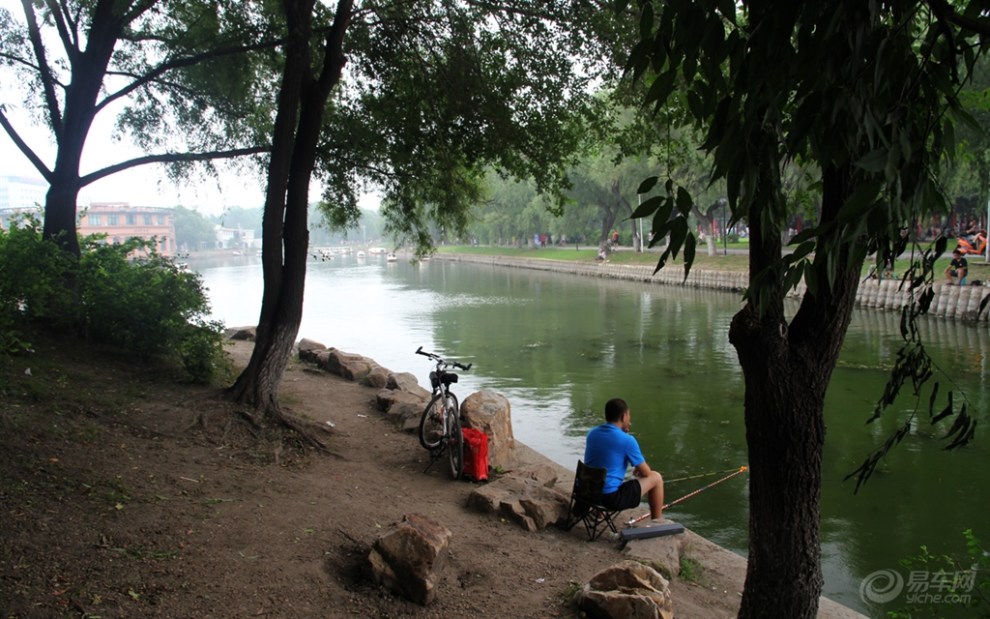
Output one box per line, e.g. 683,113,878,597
837,182,882,224
645,70,677,109
675,186,693,216
631,195,664,219
637,176,660,194
854,149,888,173
640,1,655,40
789,240,816,262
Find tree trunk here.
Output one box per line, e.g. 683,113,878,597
733,160,862,618
40,0,126,256
228,0,352,423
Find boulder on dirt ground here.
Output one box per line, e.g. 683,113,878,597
297,338,327,362
575,560,675,619
367,513,452,605
322,349,376,382
467,474,569,532
364,365,392,389
376,388,429,424
386,372,431,400
512,463,559,488
226,326,257,341
620,519,686,580
460,389,514,469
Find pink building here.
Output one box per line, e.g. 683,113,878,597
80,203,177,257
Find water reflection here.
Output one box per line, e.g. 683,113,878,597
196,255,988,617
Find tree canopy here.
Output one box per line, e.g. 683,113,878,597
624,0,988,616
0,0,275,254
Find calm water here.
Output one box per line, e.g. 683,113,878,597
195,253,989,616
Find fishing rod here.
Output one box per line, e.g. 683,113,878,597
626,465,748,526
664,467,748,485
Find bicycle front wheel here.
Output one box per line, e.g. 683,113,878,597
419,392,457,450
446,401,464,480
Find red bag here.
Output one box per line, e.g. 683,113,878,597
461,428,489,481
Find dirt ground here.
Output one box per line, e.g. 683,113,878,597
0,335,794,618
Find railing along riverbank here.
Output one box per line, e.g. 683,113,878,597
433,252,990,323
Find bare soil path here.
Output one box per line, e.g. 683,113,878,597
1,336,853,618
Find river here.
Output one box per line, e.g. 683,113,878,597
194,252,989,617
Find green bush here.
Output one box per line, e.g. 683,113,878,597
0,222,229,382
0,216,74,354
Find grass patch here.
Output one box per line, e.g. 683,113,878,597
437,245,751,272
679,556,705,584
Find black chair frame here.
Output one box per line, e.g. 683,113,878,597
561,460,621,541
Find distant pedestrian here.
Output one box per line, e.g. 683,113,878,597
945,248,968,286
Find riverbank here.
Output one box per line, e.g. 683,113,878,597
432,248,990,322
0,334,866,618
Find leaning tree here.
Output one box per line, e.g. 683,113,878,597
625,0,987,617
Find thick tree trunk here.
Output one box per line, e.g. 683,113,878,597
733,160,862,618
228,0,352,423
39,1,125,256
732,310,826,619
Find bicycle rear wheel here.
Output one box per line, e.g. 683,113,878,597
446,403,464,480
418,393,446,450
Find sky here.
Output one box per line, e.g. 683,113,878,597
0,0,379,217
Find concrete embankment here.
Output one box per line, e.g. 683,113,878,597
434,252,990,322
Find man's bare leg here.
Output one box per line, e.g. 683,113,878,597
637,471,664,519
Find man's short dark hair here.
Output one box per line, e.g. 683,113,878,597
604,398,629,423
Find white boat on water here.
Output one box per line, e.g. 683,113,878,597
356,250,366,258
385,252,398,262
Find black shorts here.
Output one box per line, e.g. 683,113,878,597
599,479,642,511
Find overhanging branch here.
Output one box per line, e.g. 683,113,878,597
78,145,269,187
96,36,285,115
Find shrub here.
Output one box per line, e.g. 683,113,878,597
0,223,228,382
0,215,74,354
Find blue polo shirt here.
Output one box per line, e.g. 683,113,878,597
584,423,645,494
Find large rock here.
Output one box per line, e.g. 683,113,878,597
467,475,569,532
386,372,431,400
367,513,452,605
460,390,514,469
364,365,392,389
225,326,256,341
297,338,327,362
575,560,675,619
376,388,429,426
321,349,376,382
620,519,686,580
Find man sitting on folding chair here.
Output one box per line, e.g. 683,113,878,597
584,398,665,520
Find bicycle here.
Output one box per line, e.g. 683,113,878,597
415,346,472,479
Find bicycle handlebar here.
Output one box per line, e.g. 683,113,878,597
415,346,472,371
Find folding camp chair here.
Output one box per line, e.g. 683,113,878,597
561,460,621,541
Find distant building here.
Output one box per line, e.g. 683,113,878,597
0,175,47,212
214,224,257,250
0,201,177,257
81,203,177,256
